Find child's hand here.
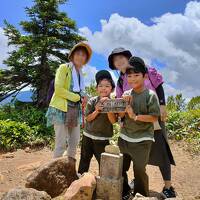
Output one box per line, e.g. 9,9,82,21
122,95,133,104
126,105,136,119
95,102,104,112
100,97,109,103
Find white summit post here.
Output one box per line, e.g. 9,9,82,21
96,145,123,200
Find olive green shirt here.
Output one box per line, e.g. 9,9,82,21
84,96,113,140
120,89,160,142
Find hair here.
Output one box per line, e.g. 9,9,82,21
70,46,89,60
96,77,115,91
126,63,148,77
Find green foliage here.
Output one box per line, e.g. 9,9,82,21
166,109,200,153
187,96,200,110
0,120,33,150
85,81,98,97
0,104,54,150
167,93,186,111
0,0,84,107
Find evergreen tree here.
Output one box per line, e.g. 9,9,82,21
0,0,84,107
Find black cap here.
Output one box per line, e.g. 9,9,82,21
95,70,115,89
126,56,148,74
108,47,132,70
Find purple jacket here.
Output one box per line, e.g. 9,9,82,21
116,67,163,98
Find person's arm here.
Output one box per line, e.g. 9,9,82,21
86,101,103,122
126,105,158,122
86,110,100,122
118,112,126,118
107,112,117,124
54,64,80,102
155,84,167,122
155,84,166,105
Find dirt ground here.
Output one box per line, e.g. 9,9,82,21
0,140,200,200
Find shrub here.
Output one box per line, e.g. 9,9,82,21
0,120,33,150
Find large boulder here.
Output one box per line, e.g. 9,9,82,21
25,157,78,198
64,173,96,200
1,187,51,200
133,193,158,200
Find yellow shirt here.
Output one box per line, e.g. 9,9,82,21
49,63,81,112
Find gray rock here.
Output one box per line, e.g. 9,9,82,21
1,187,51,200
100,153,123,179
133,193,158,200
105,145,120,155
25,157,78,198
96,176,123,200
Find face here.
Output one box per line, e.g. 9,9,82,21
96,79,113,97
127,72,146,90
113,55,129,72
72,50,88,68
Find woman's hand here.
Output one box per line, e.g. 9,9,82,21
160,105,167,122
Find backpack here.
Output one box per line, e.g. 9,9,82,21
46,79,55,104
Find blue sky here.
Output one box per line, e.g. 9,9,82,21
0,0,200,99
0,0,191,68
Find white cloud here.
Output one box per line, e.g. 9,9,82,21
0,27,13,69
79,1,200,99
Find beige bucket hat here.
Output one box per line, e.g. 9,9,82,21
68,41,92,64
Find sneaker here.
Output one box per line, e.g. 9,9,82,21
122,191,134,200
129,179,135,190
162,186,176,198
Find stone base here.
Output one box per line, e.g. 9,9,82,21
100,153,123,179
96,176,123,200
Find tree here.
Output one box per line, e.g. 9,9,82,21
167,93,186,111
187,96,200,110
0,0,84,107
85,81,98,97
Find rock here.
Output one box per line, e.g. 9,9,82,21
99,153,123,179
1,187,51,200
105,145,120,155
25,157,78,198
64,173,96,200
133,193,158,200
96,176,123,200
2,153,14,159
24,147,31,153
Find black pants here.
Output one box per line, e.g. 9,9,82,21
78,135,109,174
118,138,152,197
124,151,171,182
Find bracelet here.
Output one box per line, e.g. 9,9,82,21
134,115,138,121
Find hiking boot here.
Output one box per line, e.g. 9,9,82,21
162,186,176,198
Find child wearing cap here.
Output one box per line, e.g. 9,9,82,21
78,70,116,174
118,56,160,198
46,42,92,168
108,48,176,198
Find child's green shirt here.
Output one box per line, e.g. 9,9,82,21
120,89,160,143
84,96,113,140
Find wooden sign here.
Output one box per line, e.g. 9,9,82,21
100,98,127,113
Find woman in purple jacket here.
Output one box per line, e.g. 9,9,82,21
108,48,176,199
